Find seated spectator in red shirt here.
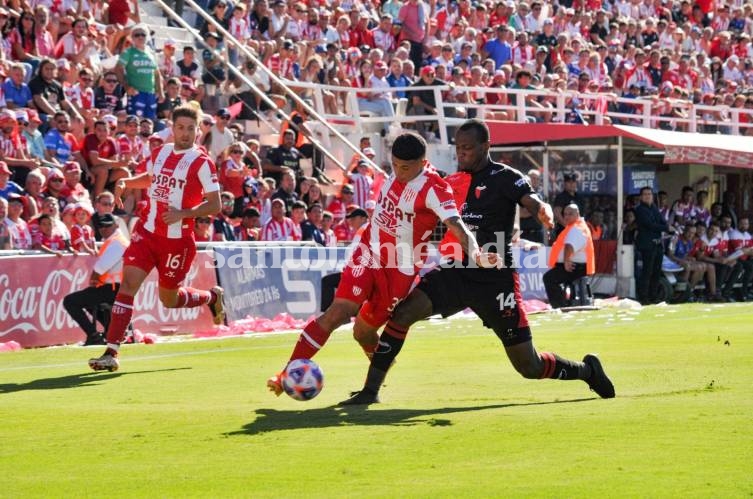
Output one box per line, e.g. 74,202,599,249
326,183,355,223
234,208,262,241
83,119,129,196
263,198,300,241
32,213,75,256
60,161,90,205
219,142,251,198
70,203,96,254
194,216,214,242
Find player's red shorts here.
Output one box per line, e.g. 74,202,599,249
335,245,417,327
124,224,197,289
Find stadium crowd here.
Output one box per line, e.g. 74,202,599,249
0,0,752,283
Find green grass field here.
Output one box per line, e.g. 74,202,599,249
2,303,753,498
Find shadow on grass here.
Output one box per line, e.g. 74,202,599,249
229,397,594,435
0,367,192,394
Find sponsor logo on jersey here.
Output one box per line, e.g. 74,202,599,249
514,177,528,188
475,185,487,199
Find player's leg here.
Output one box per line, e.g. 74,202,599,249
157,240,225,325
267,298,360,396
340,267,460,405
89,265,149,371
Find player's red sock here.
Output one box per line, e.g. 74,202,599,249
175,287,212,308
289,319,331,361
104,294,134,355
538,351,589,380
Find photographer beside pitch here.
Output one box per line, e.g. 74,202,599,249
342,120,615,405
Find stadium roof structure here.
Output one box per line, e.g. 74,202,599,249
487,122,753,170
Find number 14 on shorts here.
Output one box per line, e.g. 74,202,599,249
496,293,516,310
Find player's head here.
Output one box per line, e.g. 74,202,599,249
391,132,426,183
455,119,490,173
172,105,199,149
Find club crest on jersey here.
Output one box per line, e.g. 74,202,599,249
475,185,487,199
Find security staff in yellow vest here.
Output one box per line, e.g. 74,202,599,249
63,214,129,346
543,204,595,309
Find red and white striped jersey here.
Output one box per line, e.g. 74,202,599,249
262,217,300,241
70,223,95,251
365,165,458,275
348,172,373,209
143,144,220,239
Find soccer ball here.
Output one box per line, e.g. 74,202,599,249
282,359,324,401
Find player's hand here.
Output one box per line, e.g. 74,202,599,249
538,203,554,229
162,208,185,225
473,250,503,269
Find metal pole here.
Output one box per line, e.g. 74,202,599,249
163,0,385,175
152,0,355,174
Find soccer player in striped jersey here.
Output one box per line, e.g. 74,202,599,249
267,132,501,396
88,106,226,372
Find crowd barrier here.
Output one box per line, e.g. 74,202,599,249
0,252,218,348
0,245,551,348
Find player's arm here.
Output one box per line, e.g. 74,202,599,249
114,173,152,208
520,193,554,230
443,215,500,268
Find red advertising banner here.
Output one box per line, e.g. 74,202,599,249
0,252,218,348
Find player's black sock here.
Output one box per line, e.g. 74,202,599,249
539,352,591,380
364,321,409,393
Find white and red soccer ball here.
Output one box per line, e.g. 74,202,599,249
282,359,324,401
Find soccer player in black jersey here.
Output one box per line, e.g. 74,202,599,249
341,119,615,405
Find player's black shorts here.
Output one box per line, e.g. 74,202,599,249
416,265,531,347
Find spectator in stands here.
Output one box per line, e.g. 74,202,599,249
270,167,298,214
386,57,411,98
327,183,355,222
484,25,512,69
0,110,41,183
407,65,445,138
94,71,126,116
18,109,45,165
301,202,325,245
266,130,302,183
0,161,24,200
32,213,74,256
233,178,261,218
70,203,96,254
4,63,34,109
206,108,235,164
354,60,395,136
156,77,183,121
201,32,228,88
263,197,299,241
83,119,128,196
338,206,368,243
320,209,337,246
213,191,237,241
60,161,90,205
91,191,128,240
0,198,9,249
234,208,262,241
721,190,739,228
194,216,214,242
669,185,695,228
301,179,323,207
116,25,162,120
219,141,251,198
44,111,83,168
290,199,307,233
4,194,32,249
348,159,374,208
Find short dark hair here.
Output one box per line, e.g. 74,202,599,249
457,119,490,144
172,105,198,123
307,202,323,213
640,186,654,195
242,208,260,218
292,200,307,211
392,132,426,161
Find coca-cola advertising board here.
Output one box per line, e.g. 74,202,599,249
0,252,218,348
